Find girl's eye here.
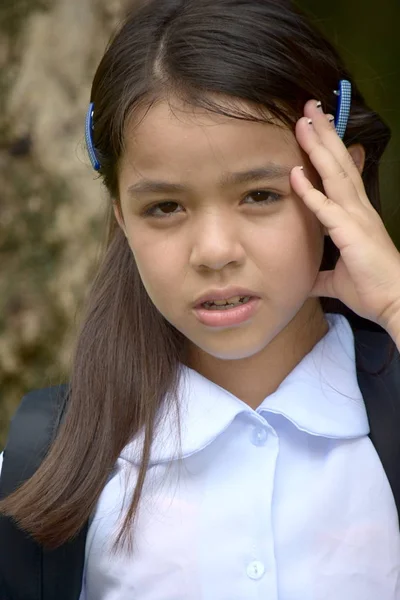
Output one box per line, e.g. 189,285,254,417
142,190,281,219
143,201,182,218
244,190,282,205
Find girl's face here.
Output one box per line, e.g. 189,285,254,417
117,98,326,364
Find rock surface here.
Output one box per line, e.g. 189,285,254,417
0,0,133,444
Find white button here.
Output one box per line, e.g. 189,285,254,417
247,560,265,580
251,426,268,446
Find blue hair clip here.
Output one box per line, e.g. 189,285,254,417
333,79,352,139
85,102,101,171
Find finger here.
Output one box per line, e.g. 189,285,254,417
295,118,362,212
291,166,344,226
303,100,371,208
290,166,364,249
305,100,367,197
295,116,367,214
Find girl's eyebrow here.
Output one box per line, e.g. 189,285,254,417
126,163,292,197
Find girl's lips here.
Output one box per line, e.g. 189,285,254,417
193,287,259,308
193,297,260,328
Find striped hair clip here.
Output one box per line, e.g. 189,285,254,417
85,102,101,172
333,79,352,139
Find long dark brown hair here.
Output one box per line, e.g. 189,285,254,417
0,0,392,551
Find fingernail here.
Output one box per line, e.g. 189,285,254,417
316,101,322,110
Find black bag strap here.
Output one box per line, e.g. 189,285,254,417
352,317,400,518
0,385,88,600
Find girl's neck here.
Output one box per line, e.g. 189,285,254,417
185,299,329,410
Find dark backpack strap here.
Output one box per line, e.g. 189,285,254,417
0,385,88,600
351,315,400,519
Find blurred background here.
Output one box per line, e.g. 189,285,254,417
0,0,399,447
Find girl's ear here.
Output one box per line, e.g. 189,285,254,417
113,202,127,236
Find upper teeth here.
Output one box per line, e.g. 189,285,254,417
205,295,249,306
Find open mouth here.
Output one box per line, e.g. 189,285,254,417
201,296,252,310
194,296,260,327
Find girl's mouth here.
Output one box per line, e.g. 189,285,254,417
201,296,251,310
193,296,260,327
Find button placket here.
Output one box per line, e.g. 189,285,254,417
245,416,279,597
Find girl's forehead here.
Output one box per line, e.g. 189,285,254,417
120,98,298,173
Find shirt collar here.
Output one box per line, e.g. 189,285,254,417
120,313,370,466
256,313,370,438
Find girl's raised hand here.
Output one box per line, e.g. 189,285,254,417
291,100,400,335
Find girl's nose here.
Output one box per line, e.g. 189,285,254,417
189,214,246,272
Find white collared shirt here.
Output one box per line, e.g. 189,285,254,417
1,313,399,598
78,313,400,599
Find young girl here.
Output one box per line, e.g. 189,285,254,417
1,0,400,598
